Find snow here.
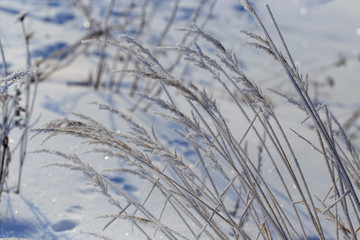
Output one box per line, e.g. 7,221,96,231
0,0,359,239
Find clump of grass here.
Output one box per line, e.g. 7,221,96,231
37,0,216,103
0,66,38,201
35,1,360,239
0,13,39,199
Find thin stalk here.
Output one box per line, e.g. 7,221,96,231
94,0,114,90
17,17,32,194
212,58,307,238
267,4,360,217
0,38,8,76
0,136,8,200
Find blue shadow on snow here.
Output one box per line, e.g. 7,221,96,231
103,174,137,193
43,11,75,24
0,193,69,239
0,6,20,15
0,217,38,238
0,63,12,73
32,42,68,60
46,0,62,7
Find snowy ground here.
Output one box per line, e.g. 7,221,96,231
0,0,359,239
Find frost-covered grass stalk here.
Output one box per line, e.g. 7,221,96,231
0,66,38,201
35,1,360,239
0,13,39,199
16,13,40,194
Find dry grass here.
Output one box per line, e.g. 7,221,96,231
32,1,360,239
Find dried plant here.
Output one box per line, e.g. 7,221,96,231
34,1,360,239
0,13,39,199
0,66,38,201
36,0,216,103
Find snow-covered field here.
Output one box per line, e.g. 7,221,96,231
0,0,359,239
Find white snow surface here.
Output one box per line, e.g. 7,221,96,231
0,0,359,239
